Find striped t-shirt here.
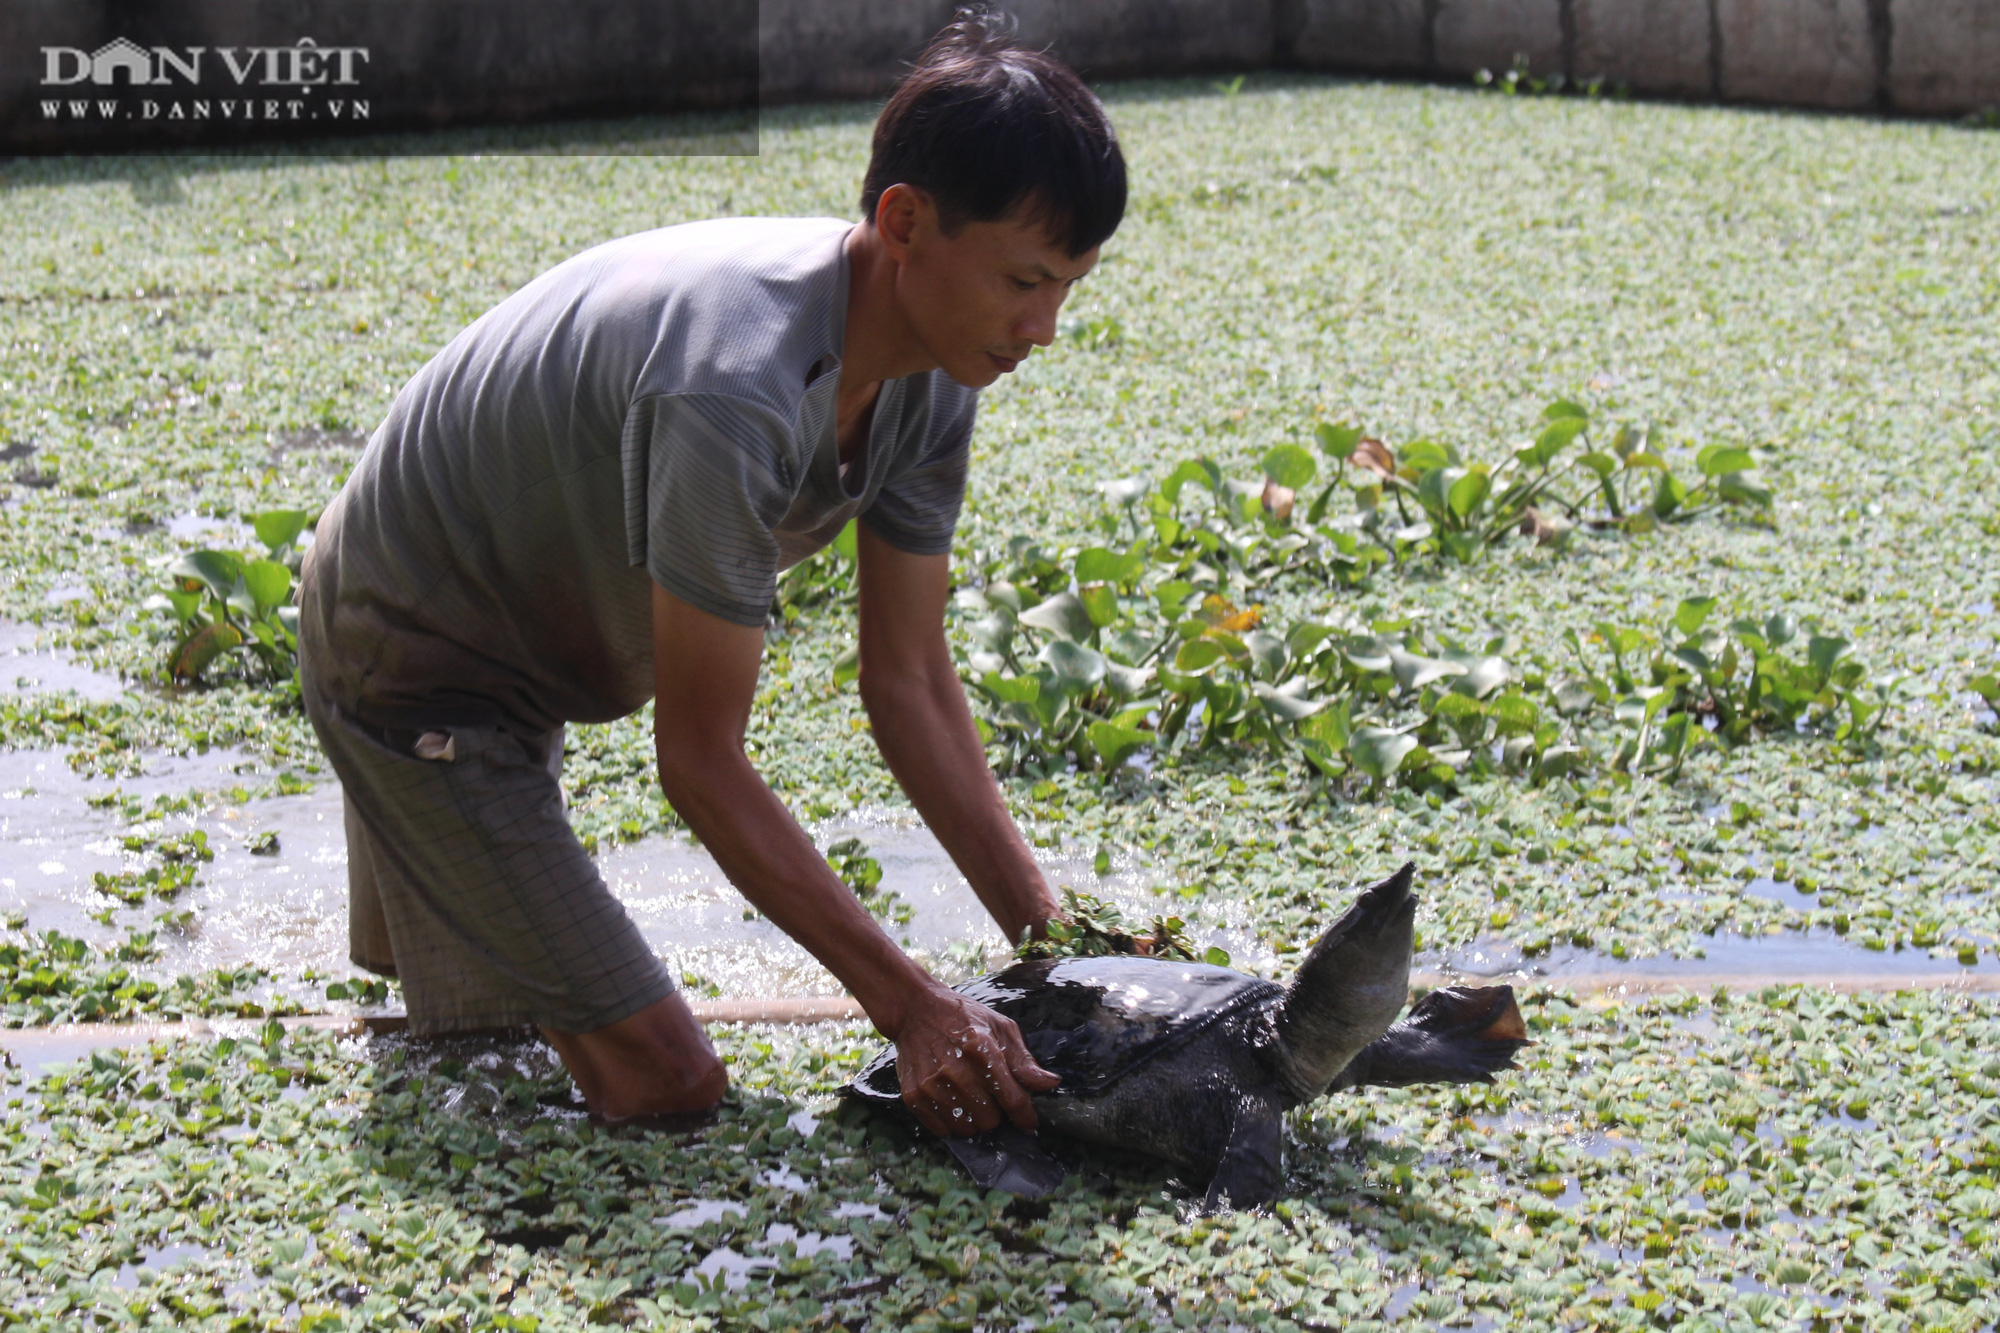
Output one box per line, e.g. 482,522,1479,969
300,217,976,735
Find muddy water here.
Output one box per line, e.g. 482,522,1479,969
1,614,1991,1003
0,623,128,702
0,746,1165,1005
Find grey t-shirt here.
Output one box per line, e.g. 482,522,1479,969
301,216,976,735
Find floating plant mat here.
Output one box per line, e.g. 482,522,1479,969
4,989,1999,1331
0,85,1997,1005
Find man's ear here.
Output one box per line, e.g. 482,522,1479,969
872,183,929,262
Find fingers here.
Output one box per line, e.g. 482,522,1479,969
964,1028,1037,1133
994,1014,1062,1092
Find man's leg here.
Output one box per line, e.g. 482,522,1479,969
541,991,728,1122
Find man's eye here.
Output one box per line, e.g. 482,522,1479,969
1011,277,1037,292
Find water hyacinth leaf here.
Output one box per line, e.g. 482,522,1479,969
1075,545,1145,588
1301,697,1352,750
1451,655,1509,698
1528,415,1588,465
1401,439,1452,474
1297,737,1346,778
1253,679,1323,721
1675,596,1718,637
1077,583,1121,628
1555,677,1601,715
972,613,1014,653
1348,727,1418,781
1487,690,1539,736
1577,450,1617,479
831,518,859,561
1153,579,1197,616
1671,646,1712,675
1807,635,1853,679
1019,591,1095,643
1342,635,1394,674
243,559,292,614
1652,471,1687,517
1390,648,1466,693
1098,628,1146,666
1160,457,1218,503
1174,638,1227,675
1286,622,1335,658
172,622,243,683
1245,630,1288,677
1428,690,1484,723
1970,673,2000,704
1103,661,1154,698
1314,421,1364,459
169,550,243,600
1697,444,1757,477
981,671,1040,706
1536,745,1585,781
1446,468,1491,517
832,644,860,687
1038,639,1107,692
1543,399,1588,422
1261,442,1317,490
251,509,308,552
159,588,202,622
1088,721,1153,770
1764,611,1799,646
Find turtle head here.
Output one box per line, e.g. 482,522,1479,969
1272,862,1418,1103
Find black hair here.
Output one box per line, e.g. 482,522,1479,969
859,8,1127,258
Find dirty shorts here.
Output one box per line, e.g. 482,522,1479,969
301,680,675,1037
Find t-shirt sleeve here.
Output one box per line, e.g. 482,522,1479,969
861,391,974,557
620,392,798,627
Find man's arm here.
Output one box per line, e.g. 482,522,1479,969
650,582,1056,1136
854,524,1060,945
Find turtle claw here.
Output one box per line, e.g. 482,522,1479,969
943,1125,1068,1198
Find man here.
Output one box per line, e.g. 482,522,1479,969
298,14,1126,1140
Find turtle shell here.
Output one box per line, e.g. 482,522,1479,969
850,955,1282,1105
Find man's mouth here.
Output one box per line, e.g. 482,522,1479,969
987,351,1024,373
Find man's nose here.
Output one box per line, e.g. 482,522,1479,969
1019,292,1062,348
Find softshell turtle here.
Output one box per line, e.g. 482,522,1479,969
849,863,1529,1209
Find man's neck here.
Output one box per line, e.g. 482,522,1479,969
840,222,934,419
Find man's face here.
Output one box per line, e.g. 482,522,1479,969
888,192,1100,388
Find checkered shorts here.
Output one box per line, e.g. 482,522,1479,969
302,673,674,1037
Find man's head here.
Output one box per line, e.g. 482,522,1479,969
860,10,1127,387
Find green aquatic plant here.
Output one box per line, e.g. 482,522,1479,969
1317,401,1775,566
0,924,302,1026
1559,596,1887,777
1015,886,1226,966
826,835,911,926
147,509,311,686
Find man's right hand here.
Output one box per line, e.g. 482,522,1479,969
892,979,1060,1138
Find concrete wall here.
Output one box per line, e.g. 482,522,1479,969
4,0,1996,154
758,0,2000,115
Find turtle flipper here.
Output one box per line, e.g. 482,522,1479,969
1201,1099,1284,1213
943,1126,1068,1197
1331,985,1532,1091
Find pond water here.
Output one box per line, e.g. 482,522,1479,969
1425,925,2000,990
0,745,1164,1006
0,622,127,702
